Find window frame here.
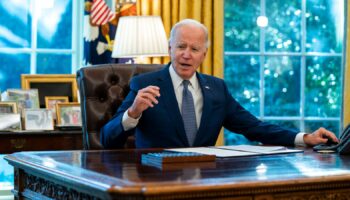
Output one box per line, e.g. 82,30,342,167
224,0,345,133
0,0,84,74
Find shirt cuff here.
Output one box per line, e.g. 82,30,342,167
294,132,306,147
122,110,141,131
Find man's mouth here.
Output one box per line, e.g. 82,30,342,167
180,63,191,67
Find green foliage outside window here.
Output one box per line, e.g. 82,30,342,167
224,0,344,145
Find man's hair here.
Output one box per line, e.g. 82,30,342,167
169,19,210,48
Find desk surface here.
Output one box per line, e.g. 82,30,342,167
5,148,350,200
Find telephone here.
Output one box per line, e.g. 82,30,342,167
313,124,350,154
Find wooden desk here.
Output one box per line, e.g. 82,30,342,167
0,130,83,153
5,149,350,200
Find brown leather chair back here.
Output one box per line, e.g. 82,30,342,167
76,64,164,149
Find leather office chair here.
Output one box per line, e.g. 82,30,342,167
76,63,164,149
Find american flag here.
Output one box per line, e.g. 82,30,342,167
91,0,115,25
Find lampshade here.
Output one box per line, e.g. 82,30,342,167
112,16,168,58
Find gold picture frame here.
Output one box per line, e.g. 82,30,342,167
0,102,18,114
45,96,69,120
56,102,81,126
21,74,78,108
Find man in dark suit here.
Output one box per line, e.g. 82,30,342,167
101,19,338,148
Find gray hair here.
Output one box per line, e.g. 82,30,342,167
169,19,210,48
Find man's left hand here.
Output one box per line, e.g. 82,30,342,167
303,127,339,146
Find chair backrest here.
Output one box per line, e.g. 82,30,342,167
76,63,164,149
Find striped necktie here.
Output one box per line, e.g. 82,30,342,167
181,80,197,146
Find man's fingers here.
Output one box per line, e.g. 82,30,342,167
138,97,156,107
140,86,160,97
134,86,161,109
139,92,159,105
316,127,339,143
128,86,161,118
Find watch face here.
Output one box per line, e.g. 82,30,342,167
317,149,336,154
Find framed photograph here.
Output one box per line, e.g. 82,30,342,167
24,109,54,130
0,113,21,131
56,103,82,126
6,89,40,114
21,74,78,108
0,102,18,114
45,96,69,120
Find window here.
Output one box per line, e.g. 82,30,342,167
0,0,83,92
224,0,344,144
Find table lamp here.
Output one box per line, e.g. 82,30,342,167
112,16,168,63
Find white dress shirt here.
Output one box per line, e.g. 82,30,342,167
121,64,306,146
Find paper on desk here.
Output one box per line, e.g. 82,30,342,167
166,145,303,158
166,147,258,157
215,145,303,154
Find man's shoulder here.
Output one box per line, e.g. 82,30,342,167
198,73,225,85
130,66,168,87
133,67,166,80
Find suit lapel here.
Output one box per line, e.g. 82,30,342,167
157,66,190,146
194,74,214,146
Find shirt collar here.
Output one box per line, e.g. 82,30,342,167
169,64,198,90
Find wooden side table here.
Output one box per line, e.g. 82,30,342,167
0,130,83,153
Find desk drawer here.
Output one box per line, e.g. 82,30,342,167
0,131,83,153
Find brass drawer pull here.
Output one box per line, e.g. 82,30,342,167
10,139,26,149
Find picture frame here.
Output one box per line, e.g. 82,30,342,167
0,102,18,114
6,89,40,114
45,96,69,120
21,74,78,108
0,113,21,131
56,102,82,126
24,109,54,130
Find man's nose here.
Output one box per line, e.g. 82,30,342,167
182,48,192,58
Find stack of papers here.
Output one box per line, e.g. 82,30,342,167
166,145,303,158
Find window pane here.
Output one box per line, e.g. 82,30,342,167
224,0,260,52
0,155,13,188
265,0,301,52
0,0,31,48
36,54,71,74
224,55,260,116
265,120,300,131
224,129,258,145
305,120,340,137
37,0,72,49
264,56,300,116
0,53,30,91
305,56,342,117
306,0,343,53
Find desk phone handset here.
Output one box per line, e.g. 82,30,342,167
313,124,350,154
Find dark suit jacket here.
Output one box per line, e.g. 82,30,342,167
101,64,298,148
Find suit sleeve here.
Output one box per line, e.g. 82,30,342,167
222,82,298,146
100,78,140,149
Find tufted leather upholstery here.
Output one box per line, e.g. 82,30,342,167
76,64,164,149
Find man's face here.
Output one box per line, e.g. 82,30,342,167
169,25,207,80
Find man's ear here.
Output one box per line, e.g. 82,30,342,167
168,42,172,56
203,48,208,57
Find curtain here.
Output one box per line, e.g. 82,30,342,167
344,2,350,127
137,0,224,145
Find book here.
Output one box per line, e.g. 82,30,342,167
141,152,216,164
142,160,216,171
